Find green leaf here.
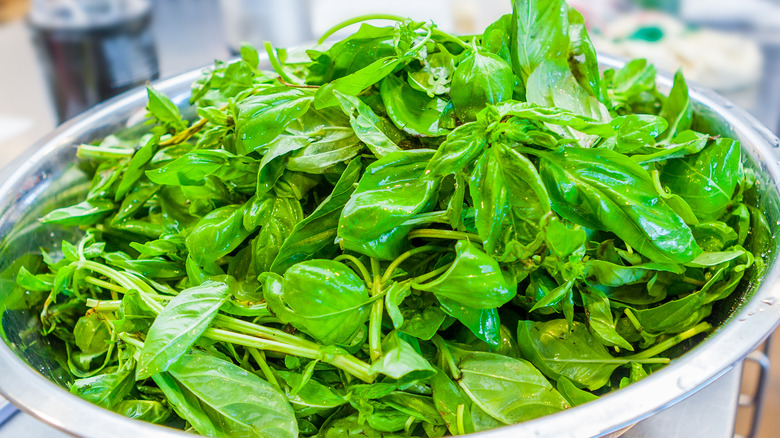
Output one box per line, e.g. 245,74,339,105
286,128,362,174
408,46,456,97
583,260,684,287
662,138,741,221
370,331,436,380
415,241,514,309
686,250,745,268
74,313,112,354
537,146,702,264
455,349,569,424
146,85,186,131
526,59,609,124
40,199,115,226
543,217,586,259
113,400,171,424
451,47,514,122
469,143,550,254
580,286,633,350
271,159,361,274
136,280,230,379
494,101,614,136
567,8,603,102
510,0,570,83
425,121,488,178
157,354,298,438
631,291,708,334
660,70,693,140
556,376,598,406
399,305,447,341
146,150,257,187
610,58,657,102
338,150,438,260
609,115,668,153
276,371,347,413
518,320,620,391
380,73,453,137
438,296,500,347
385,281,413,329
306,23,396,85
252,196,304,274
314,56,405,110
334,91,402,158
235,87,313,154
70,370,134,409
186,204,255,267
263,260,370,346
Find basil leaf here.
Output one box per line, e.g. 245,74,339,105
380,73,454,137
425,121,488,178
263,260,370,346
416,241,515,309
451,47,514,122
518,319,620,391
157,354,298,438
662,138,741,221
236,87,313,154
334,91,402,158
659,70,693,140
370,332,436,380
339,150,438,260
136,281,230,379
456,350,569,424
538,145,702,264
510,0,570,83
270,159,361,274
40,199,116,226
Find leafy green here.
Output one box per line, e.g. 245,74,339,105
263,260,370,346
136,281,230,379
20,2,764,436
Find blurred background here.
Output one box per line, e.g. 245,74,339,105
0,0,779,437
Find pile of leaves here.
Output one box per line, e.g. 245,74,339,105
10,0,771,436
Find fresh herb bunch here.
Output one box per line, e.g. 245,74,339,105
15,0,769,436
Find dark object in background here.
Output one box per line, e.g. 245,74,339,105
28,0,159,123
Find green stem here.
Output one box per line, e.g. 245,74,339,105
118,332,144,350
407,229,481,242
381,245,445,284
400,211,451,227
264,41,297,85
334,254,373,286
85,276,125,293
248,348,281,389
651,170,673,199
86,299,121,312
159,103,228,147
78,260,164,313
406,25,433,56
318,13,406,44
628,322,712,361
212,315,312,349
432,335,461,380
204,328,374,383
411,262,454,287
369,258,384,363
432,29,471,51
76,144,135,160
623,308,643,333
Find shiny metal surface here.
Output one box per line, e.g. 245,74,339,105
0,55,779,438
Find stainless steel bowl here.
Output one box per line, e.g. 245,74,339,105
1,56,779,438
